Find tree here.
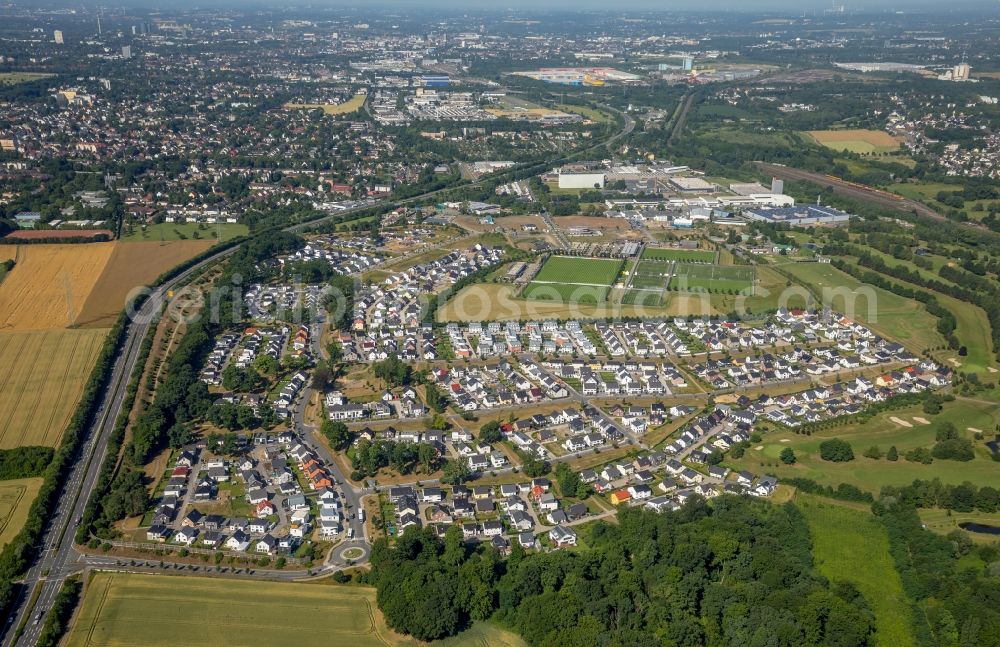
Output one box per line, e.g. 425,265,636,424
863,445,882,460
519,453,549,478
886,445,899,461
321,419,351,451
441,459,472,484
479,420,502,444
780,448,797,465
819,438,855,462
373,353,411,387
554,463,588,498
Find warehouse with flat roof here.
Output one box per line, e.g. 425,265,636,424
742,205,851,226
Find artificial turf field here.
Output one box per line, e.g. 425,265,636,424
670,263,754,293
641,248,715,263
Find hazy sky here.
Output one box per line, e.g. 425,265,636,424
96,0,998,11
242,0,996,9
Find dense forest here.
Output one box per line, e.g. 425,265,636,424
366,496,878,646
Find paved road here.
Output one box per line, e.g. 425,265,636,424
4,248,238,647
0,105,639,645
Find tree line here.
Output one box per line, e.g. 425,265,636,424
365,496,878,646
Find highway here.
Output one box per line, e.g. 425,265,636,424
3,248,237,647
0,102,634,645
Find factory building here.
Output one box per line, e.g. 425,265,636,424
742,205,851,226
557,171,605,190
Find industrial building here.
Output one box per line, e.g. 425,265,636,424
558,171,605,189
742,205,851,226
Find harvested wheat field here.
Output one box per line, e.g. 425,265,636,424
806,129,902,154
0,243,115,331
75,240,212,328
0,328,108,448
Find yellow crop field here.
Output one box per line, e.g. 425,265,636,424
75,240,212,328
0,243,115,331
0,478,43,548
805,129,902,154
284,93,367,115
0,329,108,448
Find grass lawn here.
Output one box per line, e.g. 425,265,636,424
0,72,54,85
642,248,715,263
120,222,248,243
554,103,611,123
532,256,622,286
776,262,943,353
796,494,915,647
725,401,1000,493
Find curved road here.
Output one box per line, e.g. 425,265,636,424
1,104,636,646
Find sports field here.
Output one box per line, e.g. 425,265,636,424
67,573,526,647
641,247,715,263
0,478,43,548
522,282,608,304
0,329,108,448
796,494,914,647
806,129,902,155
630,259,673,289
531,256,622,286
670,263,753,293
0,243,115,330
284,93,367,115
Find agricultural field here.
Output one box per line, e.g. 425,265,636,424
75,240,214,328
669,263,754,293
0,478,43,548
0,329,108,448
0,243,114,330
119,222,248,243
776,261,943,353
283,93,367,115
796,495,914,647
641,247,715,263
725,401,1000,493
532,256,622,286
805,129,903,155
67,573,525,647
